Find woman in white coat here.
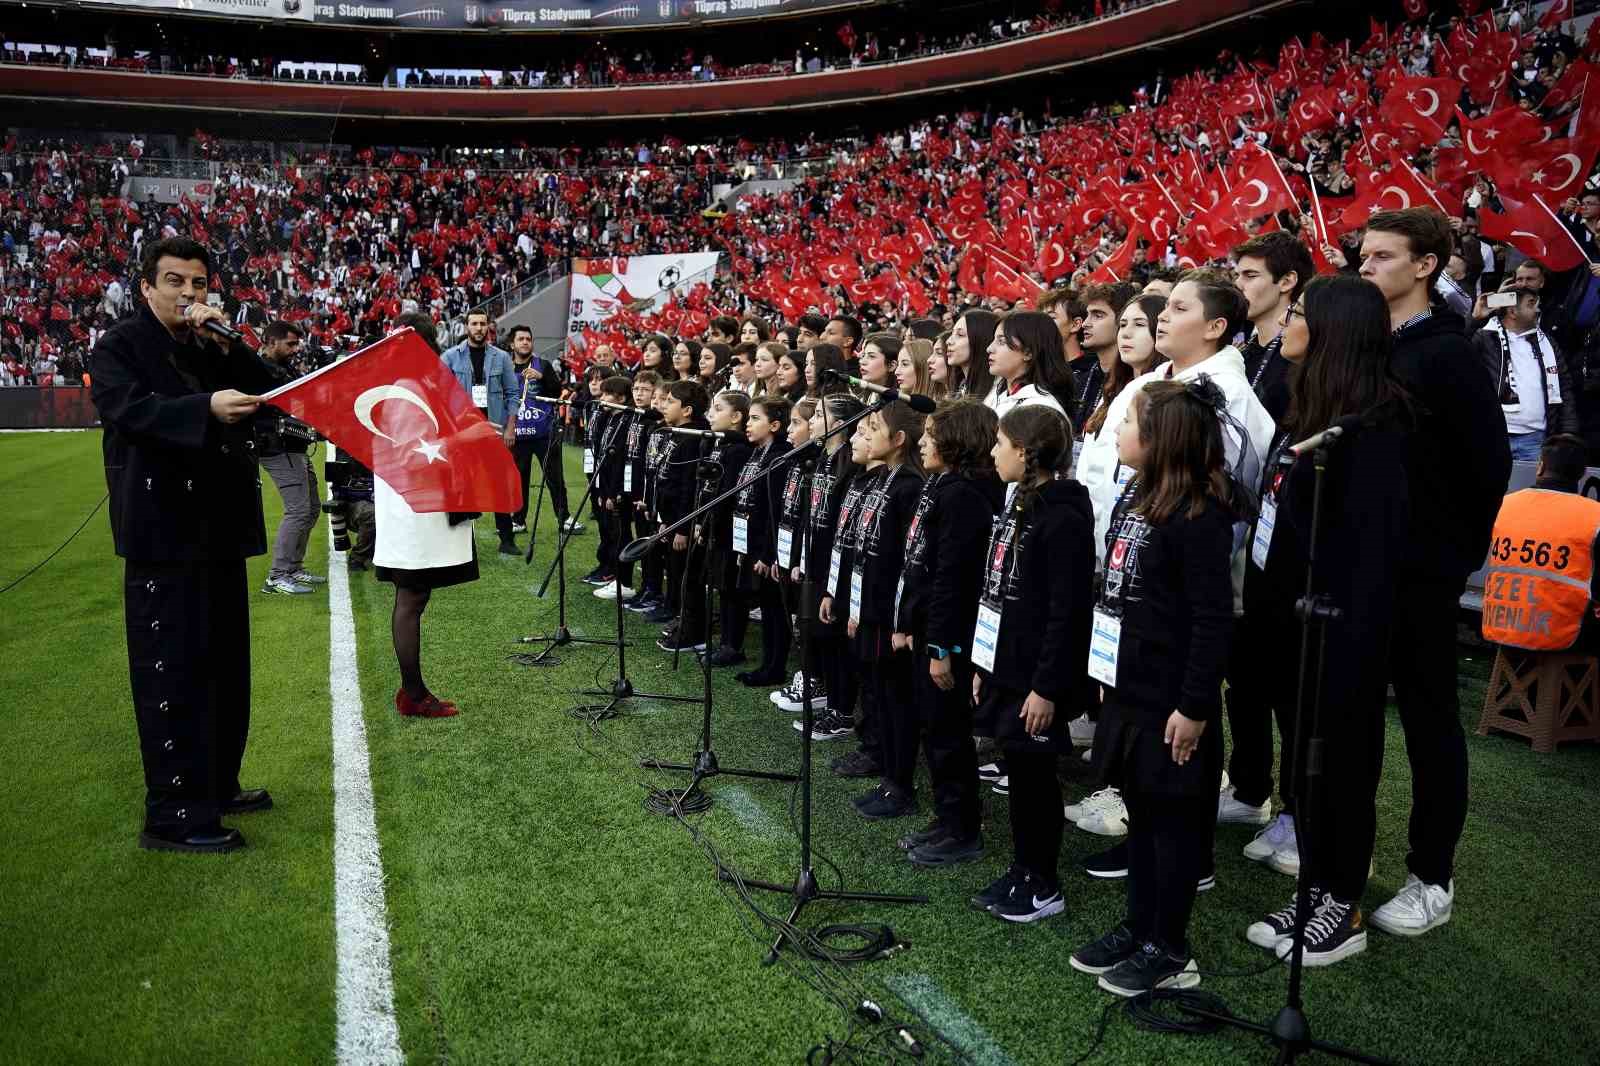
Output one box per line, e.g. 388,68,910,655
375,312,479,719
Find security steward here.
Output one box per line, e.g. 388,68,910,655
1482,433,1600,652
91,236,280,853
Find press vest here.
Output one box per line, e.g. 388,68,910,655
1481,489,1600,651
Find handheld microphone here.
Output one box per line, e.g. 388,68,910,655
1288,416,1360,457
184,305,243,343
824,368,936,413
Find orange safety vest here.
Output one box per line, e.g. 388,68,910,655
1481,488,1600,651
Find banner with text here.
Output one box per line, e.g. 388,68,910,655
310,0,866,28
567,253,721,336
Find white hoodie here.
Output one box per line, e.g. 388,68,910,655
1077,345,1276,608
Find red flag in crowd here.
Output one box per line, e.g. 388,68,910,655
1378,77,1461,140
1036,232,1074,282
1088,234,1136,284
1226,152,1298,223
1540,0,1572,30
1401,0,1427,22
264,329,521,514
1477,195,1592,272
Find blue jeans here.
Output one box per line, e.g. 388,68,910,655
1508,431,1545,463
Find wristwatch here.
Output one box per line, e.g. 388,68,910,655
926,644,960,661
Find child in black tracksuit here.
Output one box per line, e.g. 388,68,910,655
694,391,752,662
894,398,1005,866
655,380,712,649
818,418,882,765
618,371,663,605
801,394,865,742
592,376,635,594
841,404,925,820
1070,380,1237,998
635,380,675,621
579,370,612,582
726,396,793,684
759,398,817,699
969,405,1094,925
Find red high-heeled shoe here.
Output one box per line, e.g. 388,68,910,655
396,689,458,718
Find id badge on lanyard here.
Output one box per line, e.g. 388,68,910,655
624,464,634,494
1250,496,1277,571
777,524,795,570
583,448,595,475
732,514,750,555
471,383,489,408
827,547,843,599
894,573,905,625
971,603,1001,673
1087,609,1121,687
849,567,864,626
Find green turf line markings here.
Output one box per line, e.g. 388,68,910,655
718,784,786,838
327,475,404,1066
886,974,1019,1066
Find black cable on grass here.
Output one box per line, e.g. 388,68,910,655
568,697,966,1064
0,492,107,595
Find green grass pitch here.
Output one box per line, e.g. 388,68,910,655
2,429,1596,1065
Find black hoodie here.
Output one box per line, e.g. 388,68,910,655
896,470,1007,653
978,479,1096,707
1390,311,1512,587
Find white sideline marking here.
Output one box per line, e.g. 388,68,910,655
720,784,785,837
886,974,1019,1066
327,456,404,1065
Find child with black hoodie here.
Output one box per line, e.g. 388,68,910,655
792,394,865,742
1070,378,1238,998
655,379,712,651
633,379,676,622
840,403,925,818
969,405,1094,924
614,371,662,607
729,396,793,685
591,375,636,600
894,398,1005,867
694,391,752,663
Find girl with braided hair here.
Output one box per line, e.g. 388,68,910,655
968,405,1095,924
1070,377,1238,998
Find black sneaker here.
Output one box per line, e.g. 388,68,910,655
908,833,984,867
582,568,609,585
989,869,1064,923
793,709,853,740
1083,842,1129,880
970,864,1026,911
977,760,1007,783
1246,889,1309,951
643,606,676,624
854,787,916,821
1276,893,1366,967
703,646,746,667
1097,941,1200,997
657,631,707,653
896,820,949,851
1069,923,1139,975
498,538,519,556
625,595,660,614
990,775,1010,797
829,750,882,778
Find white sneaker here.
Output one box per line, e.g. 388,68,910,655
1067,713,1096,746
749,607,763,621
1267,837,1301,877
290,569,327,585
1075,790,1129,837
769,671,805,706
1081,748,1093,763
1217,785,1272,826
593,581,636,601
1244,812,1296,862
1065,786,1121,823
1370,875,1453,937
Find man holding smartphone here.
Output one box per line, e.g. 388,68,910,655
1471,285,1579,460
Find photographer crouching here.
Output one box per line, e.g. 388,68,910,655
90,236,280,854
255,320,326,595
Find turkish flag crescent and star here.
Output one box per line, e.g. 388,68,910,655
262,328,522,514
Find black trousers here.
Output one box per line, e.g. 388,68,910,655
673,541,708,639
919,652,980,838
1123,789,1215,956
1225,602,1301,810
1390,580,1469,887
754,577,792,676
815,626,857,717
1007,746,1064,886
533,436,569,520
595,497,619,573
638,516,664,597
497,436,567,538
496,437,537,539
599,501,633,584
124,559,251,832
872,644,918,796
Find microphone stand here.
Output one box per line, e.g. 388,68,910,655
618,395,928,962
512,404,627,668
1178,433,1394,1065
642,437,799,811
510,399,577,666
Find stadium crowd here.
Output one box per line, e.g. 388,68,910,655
4,0,1600,460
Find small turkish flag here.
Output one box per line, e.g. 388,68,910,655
263,328,521,514
1478,194,1591,272
1401,0,1427,21
1227,153,1299,223
1540,0,1572,30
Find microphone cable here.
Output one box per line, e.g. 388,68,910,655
0,492,108,596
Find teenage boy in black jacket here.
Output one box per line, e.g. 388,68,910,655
655,380,712,649
1358,209,1512,938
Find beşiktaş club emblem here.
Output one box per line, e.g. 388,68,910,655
571,298,585,317
657,264,681,290
282,0,301,12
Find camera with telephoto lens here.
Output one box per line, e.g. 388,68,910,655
322,499,350,551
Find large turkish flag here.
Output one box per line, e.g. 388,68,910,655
262,328,521,514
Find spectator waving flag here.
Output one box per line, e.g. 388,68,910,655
1226,153,1298,223
1478,195,1592,272
262,329,521,514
